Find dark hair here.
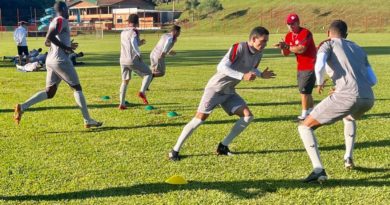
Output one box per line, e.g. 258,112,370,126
54,1,68,13
171,25,181,32
38,48,42,52
329,20,348,38
128,14,139,24
249,26,269,39
79,52,84,57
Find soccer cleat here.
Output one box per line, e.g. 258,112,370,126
13,104,23,125
84,119,103,128
216,143,234,156
168,150,180,161
303,169,328,184
297,115,306,121
137,92,149,105
344,158,355,170
118,105,128,110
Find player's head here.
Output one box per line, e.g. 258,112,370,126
171,25,181,37
249,26,269,52
19,21,28,27
329,20,348,38
78,52,84,57
38,48,43,52
128,14,139,27
286,13,300,33
54,1,69,18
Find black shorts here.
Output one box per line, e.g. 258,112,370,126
17,46,29,56
297,70,315,94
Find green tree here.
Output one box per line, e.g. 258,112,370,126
184,0,200,22
199,0,223,16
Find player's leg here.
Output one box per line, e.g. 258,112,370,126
14,65,60,124
119,65,131,110
17,46,23,65
218,95,254,155
344,98,374,169
55,62,102,128
298,71,315,120
132,60,152,104
24,47,29,64
169,89,224,161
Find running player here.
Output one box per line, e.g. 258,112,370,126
168,27,276,161
118,14,153,109
13,1,102,128
148,25,181,89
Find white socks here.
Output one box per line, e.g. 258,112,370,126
140,75,152,94
343,118,356,160
173,118,203,152
222,116,254,146
300,108,313,118
73,91,91,122
119,82,128,106
21,91,48,111
298,125,324,173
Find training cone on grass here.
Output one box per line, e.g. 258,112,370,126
101,96,110,101
165,175,188,185
167,111,178,118
145,105,155,111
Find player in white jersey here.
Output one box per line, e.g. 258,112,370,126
168,27,276,161
148,25,181,90
13,1,102,128
118,14,153,109
298,20,377,183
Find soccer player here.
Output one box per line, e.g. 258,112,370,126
118,14,153,109
13,1,102,128
168,27,276,161
274,13,317,120
298,20,376,183
148,25,181,89
14,21,29,65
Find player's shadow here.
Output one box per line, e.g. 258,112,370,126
1,176,389,201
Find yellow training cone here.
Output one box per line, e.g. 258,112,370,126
165,175,188,185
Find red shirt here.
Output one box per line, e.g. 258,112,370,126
285,27,316,71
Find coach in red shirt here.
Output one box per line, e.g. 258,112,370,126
275,13,317,120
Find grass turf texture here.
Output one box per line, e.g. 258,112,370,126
0,31,389,204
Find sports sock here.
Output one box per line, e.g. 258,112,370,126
343,118,356,160
21,91,48,111
222,116,254,146
119,82,128,106
73,91,91,122
140,74,152,94
173,118,203,152
301,109,308,117
298,125,324,173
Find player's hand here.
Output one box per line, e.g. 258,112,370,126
71,41,79,50
243,72,257,81
169,50,176,56
317,79,328,94
261,67,276,79
140,39,146,45
274,41,287,49
44,40,51,47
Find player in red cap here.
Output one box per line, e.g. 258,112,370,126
274,13,317,120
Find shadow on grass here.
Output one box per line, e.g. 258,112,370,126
0,103,179,113
1,175,389,201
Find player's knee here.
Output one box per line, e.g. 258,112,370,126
71,84,82,91
298,124,312,133
46,85,58,99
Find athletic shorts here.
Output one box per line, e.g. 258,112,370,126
297,71,315,94
150,57,166,76
197,89,247,115
17,46,29,56
121,58,151,81
46,61,80,87
310,94,374,125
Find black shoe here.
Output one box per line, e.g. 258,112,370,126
168,150,180,161
303,169,328,183
216,143,233,156
344,158,355,170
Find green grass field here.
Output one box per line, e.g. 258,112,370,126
0,30,389,204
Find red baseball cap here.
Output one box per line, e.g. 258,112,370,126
286,13,299,24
